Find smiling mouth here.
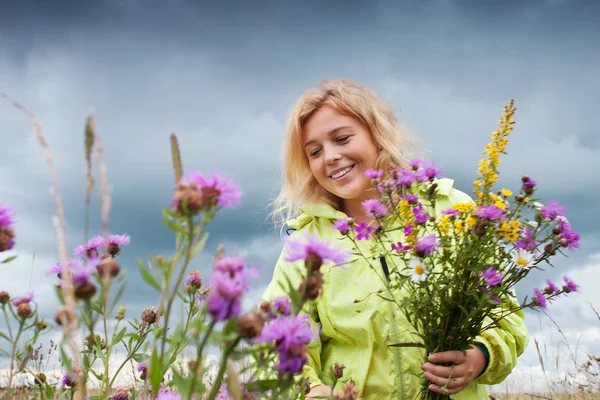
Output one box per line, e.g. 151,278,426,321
330,165,354,180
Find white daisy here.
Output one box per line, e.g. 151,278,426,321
527,220,539,229
408,259,429,283
510,248,535,269
532,202,544,210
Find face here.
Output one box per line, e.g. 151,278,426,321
302,105,379,206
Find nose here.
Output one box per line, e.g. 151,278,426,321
324,145,342,165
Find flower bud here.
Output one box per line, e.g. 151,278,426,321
0,226,15,252
524,187,534,195
173,183,203,215
74,281,97,300
97,257,120,278
17,303,32,319
236,310,265,339
552,225,562,235
141,307,158,324
0,291,9,304
116,306,126,320
305,251,323,272
299,271,324,300
200,186,221,209
36,320,48,330
259,300,270,314
515,195,525,202
333,362,345,379
558,238,569,248
34,372,46,386
55,306,76,326
544,243,556,256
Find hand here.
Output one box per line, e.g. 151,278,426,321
420,344,487,395
307,385,333,399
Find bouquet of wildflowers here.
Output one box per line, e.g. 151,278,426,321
333,101,580,399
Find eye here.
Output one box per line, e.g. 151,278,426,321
336,135,350,143
309,148,321,158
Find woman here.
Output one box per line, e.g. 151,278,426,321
262,78,529,399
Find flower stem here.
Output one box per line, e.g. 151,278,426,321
205,338,241,400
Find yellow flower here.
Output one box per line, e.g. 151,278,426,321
455,220,466,232
497,220,520,242
438,215,450,234
501,188,512,197
399,199,412,220
452,203,475,213
466,216,477,228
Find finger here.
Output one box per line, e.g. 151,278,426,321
428,383,465,396
421,362,466,379
423,371,464,390
428,350,467,364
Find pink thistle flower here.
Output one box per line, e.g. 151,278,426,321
73,236,106,259
539,201,566,221
362,199,387,219
12,291,34,306
474,204,506,221
412,203,428,224
415,162,442,182
0,203,16,228
521,178,536,192
182,171,242,209
206,256,253,322
185,270,202,289
533,288,547,309
285,235,349,267
403,223,413,236
414,234,439,257
333,218,351,235
558,220,580,249
441,208,458,218
271,297,291,317
70,258,100,286
136,362,146,372
515,227,537,252
480,267,503,287
408,159,423,170
396,169,416,187
60,373,75,388
563,276,579,293
544,280,559,294
258,314,312,375
45,260,83,277
156,392,182,400
402,194,418,204
364,168,384,179
354,222,375,241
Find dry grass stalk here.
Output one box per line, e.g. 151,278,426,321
0,91,84,399
170,133,183,184
93,134,111,237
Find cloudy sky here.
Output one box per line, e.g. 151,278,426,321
1,0,599,392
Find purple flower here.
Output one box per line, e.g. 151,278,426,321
515,227,537,252
12,291,34,306
408,159,423,170
362,199,387,219
60,373,74,388
521,178,536,192
259,314,312,375
206,256,251,321
0,203,16,228
415,161,442,182
185,270,202,288
354,222,375,241
539,201,566,221
70,258,100,286
412,203,428,224
533,288,547,309
563,276,579,293
558,220,580,249
45,260,82,277
414,234,439,257
136,362,146,372
391,242,410,254
73,236,106,258
403,223,413,237
333,218,351,235
396,168,416,186
285,235,350,266
181,171,242,209
480,267,503,287
441,208,458,218
106,234,130,246
545,280,559,294
402,194,419,204
111,392,129,400
156,392,182,400
364,168,384,179
474,204,506,221
271,297,291,317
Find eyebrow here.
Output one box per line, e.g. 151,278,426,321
304,126,351,148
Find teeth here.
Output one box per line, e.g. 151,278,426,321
331,166,352,179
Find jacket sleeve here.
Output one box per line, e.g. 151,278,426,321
473,295,529,384
262,248,325,389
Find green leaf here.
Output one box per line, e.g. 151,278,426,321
150,346,163,393
137,258,161,291
131,353,146,363
0,331,10,341
190,232,209,259
244,379,281,391
112,327,127,346
45,384,55,399
388,342,426,348
59,345,73,373
1,255,17,264
170,368,191,399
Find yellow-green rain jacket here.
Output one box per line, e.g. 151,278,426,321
262,178,530,399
